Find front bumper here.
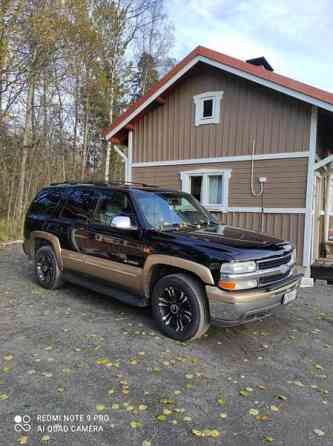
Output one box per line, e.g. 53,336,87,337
205,273,303,326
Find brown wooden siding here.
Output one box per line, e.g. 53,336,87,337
222,212,305,264
133,158,308,209
133,63,311,163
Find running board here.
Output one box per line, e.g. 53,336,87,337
63,271,149,308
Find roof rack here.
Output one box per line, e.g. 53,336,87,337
49,180,160,189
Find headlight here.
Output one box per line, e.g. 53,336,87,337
220,261,257,274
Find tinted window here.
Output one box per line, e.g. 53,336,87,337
94,191,137,227
61,189,99,222
29,189,62,216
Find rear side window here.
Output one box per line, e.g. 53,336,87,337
61,188,99,222
29,189,62,216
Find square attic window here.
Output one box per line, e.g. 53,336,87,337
193,91,224,126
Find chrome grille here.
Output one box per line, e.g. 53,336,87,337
257,253,293,288
258,253,292,270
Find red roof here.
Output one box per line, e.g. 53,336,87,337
104,45,333,140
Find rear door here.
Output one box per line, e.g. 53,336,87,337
61,188,145,295
59,187,100,253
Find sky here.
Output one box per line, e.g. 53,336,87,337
167,0,333,92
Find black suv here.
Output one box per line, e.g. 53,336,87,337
23,182,303,341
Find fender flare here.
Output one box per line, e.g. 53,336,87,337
143,254,215,298
31,231,63,271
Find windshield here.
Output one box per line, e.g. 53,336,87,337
133,190,216,230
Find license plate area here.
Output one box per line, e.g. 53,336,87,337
282,289,297,304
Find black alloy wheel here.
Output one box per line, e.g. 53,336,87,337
34,245,63,290
152,273,210,341
157,285,193,333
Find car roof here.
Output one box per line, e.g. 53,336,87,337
47,181,178,194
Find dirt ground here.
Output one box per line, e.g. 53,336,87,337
0,244,332,446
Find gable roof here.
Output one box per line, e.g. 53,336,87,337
104,45,333,141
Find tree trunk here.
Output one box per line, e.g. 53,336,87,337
16,77,34,223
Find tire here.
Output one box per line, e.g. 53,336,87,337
34,245,63,290
152,273,210,341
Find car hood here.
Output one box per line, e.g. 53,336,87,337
151,224,292,263
186,225,285,248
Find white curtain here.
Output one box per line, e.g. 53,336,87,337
208,175,223,204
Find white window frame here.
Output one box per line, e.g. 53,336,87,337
180,169,231,212
193,91,224,126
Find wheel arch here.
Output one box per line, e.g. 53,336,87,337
143,254,214,299
31,231,63,271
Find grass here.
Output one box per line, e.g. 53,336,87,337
0,219,21,243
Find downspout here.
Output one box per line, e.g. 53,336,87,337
250,139,265,232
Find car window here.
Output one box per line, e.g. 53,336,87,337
61,189,99,222
29,189,63,216
94,191,137,228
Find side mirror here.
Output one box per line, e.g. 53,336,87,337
111,216,136,230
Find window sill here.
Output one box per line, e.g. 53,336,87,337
195,118,219,126
204,205,228,212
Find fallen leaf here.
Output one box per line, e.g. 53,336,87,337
142,441,151,446
0,393,8,401
130,420,143,429
185,374,193,379
270,405,279,412
96,358,111,366
41,435,50,442
163,408,172,416
17,436,28,445
139,404,147,411
96,404,105,412
249,408,259,416
277,395,288,401
256,415,272,422
192,429,220,438
264,436,273,443
240,389,249,397
220,412,227,419
4,354,13,361
156,415,166,422
183,416,192,422
313,429,325,437
160,399,174,405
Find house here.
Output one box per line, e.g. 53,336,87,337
103,46,333,280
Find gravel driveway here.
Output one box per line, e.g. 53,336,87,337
0,245,333,446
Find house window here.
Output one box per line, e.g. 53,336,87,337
193,91,223,126
181,169,231,211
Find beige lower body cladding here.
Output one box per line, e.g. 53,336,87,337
133,158,307,264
